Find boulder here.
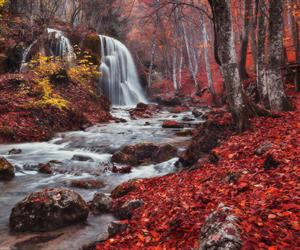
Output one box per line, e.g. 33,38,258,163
199,204,241,250
114,199,144,219
111,165,132,174
10,188,89,232
129,103,160,119
88,193,112,214
38,163,53,174
112,142,177,166
254,141,273,156
8,148,22,155
0,157,15,181
162,120,184,129
182,116,195,122
70,179,106,189
71,154,94,162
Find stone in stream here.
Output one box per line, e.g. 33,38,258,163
175,129,193,137
0,157,15,181
111,142,177,166
70,179,106,189
10,188,89,232
8,148,22,155
71,154,94,162
162,120,184,129
88,193,112,214
108,221,129,237
38,163,53,174
199,204,241,250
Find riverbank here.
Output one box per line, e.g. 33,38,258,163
0,72,112,143
97,86,300,249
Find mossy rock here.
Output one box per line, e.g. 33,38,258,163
83,34,101,56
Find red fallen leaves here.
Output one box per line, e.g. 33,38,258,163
0,73,112,143
97,89,300,250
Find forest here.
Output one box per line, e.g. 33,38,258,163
0,0,299,249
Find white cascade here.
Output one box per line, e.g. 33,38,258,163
20,28,76,71
20,40,37,72
47,28,76,63
99,35,147,106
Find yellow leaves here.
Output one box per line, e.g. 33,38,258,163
0,0,5,9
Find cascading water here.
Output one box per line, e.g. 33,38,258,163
47,28,76,63
20,28,76,71
99,35,147,106
20,40,37,72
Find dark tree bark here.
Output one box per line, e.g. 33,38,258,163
267,0,292,111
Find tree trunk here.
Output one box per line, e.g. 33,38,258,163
239,0,253,80
287,0,300,91
209,0,250,131
267,0,292,111
256,0,269,107
200,14,217,105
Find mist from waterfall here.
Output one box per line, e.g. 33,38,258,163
99,35,147,106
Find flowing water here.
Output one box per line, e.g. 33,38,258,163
0,107,204,249
99,35,148,106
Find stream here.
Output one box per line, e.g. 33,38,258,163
0,107,204,249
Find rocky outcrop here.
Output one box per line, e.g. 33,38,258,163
0,157,15,181
177,109,233,167
199,204,241,250
10,188,89,232
111,142,177,166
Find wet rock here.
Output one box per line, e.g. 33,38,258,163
175,129,193,137
0,157,15,181
112,142,177,166
108,221,128,237
70,179,106,189
88,193,112,214
182,116,195,122
263,154,280,170
38,163,53,174
111,165,132,174
10,188,89,232
192,108,204,118
162,120,184,129
71,154,94,162
129,103,159,119
8,148,22,155
255,141,273,156
111,181,136,198
144,122,151,126
199,204,241,250
153,144,178,163
115,118,127,123
114,199,144,219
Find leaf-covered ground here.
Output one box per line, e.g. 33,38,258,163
98,87,300,249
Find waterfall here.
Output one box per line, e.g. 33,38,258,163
47,28,76,63
20,28,76,71
99,35,147,106
20,40,37,72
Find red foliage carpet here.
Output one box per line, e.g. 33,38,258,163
98,88,300,250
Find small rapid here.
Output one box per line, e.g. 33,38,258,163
0,107,204,249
